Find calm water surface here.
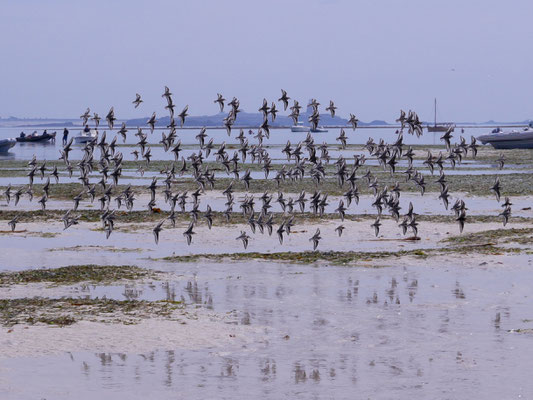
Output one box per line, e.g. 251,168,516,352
1,260,533,399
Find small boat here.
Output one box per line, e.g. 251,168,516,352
427,98,453,132
290,122,329,133
291,122,309,132
0,138,16,153
16,130,56,143
73,129,98,144
478,122,533,149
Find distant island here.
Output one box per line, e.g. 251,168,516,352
0,113,530,129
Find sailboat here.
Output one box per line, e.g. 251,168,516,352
427,98,452,132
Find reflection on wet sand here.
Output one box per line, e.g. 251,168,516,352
1,260,533,398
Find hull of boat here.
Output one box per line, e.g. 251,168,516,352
73,136,94,144
427,125,450,132
73,130,98,144
478,130,533,149
16,132,56,143
291,126,309,132
0,139,16,153
311,128,328,133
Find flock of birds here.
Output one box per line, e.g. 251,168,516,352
3,88,512,250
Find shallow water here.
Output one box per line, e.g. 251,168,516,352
0,126,497,162
1,123,532,399
1,260,533,399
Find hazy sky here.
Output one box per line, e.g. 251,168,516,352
1,0,533,122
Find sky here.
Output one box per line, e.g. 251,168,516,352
1,0,533,122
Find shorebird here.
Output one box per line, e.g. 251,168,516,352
348,114,359,130
306,228,321,250
214,93,225,112
153,219,165,244
133,93,143,108
80,108,91,125
456,210,467,233
3,185,11,204
335,224,345,237
92,113,101,127
178,105,189,127
276,223,286,244
236,231,250,249
491,177,501,202
278,89,290,111
499,205,511,226
162,86,172,100
336,129,347,149
326,100,337,117
147,112,157,133
8,216,18,232
106,107,116,129
183,222,195,245
371,217,381,237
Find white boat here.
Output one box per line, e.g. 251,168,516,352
478,122,533,149
290,122,329,133
291,122,309,132
73,129,98,144
0,138,16,153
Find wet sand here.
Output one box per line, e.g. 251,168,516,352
1,138,533,398
1,257,533,399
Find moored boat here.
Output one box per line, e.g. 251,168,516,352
478,122,533,149
0,138,16,153
290,122,329,133
73,129,98,144
291,122,309,132
16,130,56,143
426,98,452,132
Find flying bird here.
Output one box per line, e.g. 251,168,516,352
133,93,143,108
309,228,321,250
214,93,225,112
153,219,165,244
236,231,250,249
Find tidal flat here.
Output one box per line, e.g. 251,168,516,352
1,143,533,398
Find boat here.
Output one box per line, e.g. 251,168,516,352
291,122,310,132
426,98,453,132
0,138,16,153
478,122,533,149
290,122,329,133
16,130,56,143
73,129,98,144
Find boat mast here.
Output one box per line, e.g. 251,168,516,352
434,98,437,127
